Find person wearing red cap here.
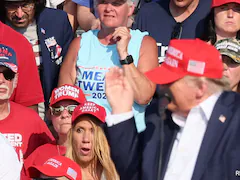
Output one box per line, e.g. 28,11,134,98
65,101,119,180
104,39,240,180
25,84,86,179
0,44,54,180
0,21,44,112
28,156,82,180
201,0,240,45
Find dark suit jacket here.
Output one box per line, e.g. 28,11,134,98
106,91,240,180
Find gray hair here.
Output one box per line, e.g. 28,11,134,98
94,0,134,8
183,75,230,94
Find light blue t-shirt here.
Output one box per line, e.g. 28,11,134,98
75,29,148,132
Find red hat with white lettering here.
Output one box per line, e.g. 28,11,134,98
28,156,82,180
50,84,86,106
212,0,240,7
72,101,106,123
145,39,223,85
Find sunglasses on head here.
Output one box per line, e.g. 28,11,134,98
50,105,77,116
171,22,183,39
97,0,127,6
0,68,15,81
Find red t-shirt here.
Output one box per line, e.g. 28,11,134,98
0,21,44,106
0,101,54,180
25,142,66,178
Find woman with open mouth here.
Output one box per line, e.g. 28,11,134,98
65,101,119,180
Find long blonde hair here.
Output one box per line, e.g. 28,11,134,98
65,116,119,180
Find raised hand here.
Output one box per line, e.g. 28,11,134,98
112,27,131,60
105,67,134,114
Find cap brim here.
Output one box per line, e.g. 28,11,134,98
221,53,240,64
29,166,64,178
73,112,105,124
145,65,185,85
212,0,240,7
0,63,17,73
50,96,84,106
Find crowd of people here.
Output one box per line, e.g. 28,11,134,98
0,0,240,180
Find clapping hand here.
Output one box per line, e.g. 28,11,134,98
105,67,134,114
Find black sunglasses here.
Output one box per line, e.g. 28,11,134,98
0,68,15,81
171,22,183,39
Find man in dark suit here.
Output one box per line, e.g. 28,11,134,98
104,39,240,180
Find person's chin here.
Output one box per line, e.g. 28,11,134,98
12,21,29,28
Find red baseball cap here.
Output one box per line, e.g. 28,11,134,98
0,44,18,73
50,84,86,106
212,0,240,7
28,156,82,180
145,39,223,85
72,101,106,123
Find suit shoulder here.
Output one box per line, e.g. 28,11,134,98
137,1,167,17
40,8,68,19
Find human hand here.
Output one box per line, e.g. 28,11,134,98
112,27,131,60
105,67,134,114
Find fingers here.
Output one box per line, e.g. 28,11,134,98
112,27,131,42
105,67,124,87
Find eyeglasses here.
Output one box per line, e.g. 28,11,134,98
50,105,77,116
5,2,35,12
0,68,15,81
171,22,183,39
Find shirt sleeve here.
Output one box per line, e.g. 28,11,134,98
0,134,21,180
72,0,92,7
132,2,151,31
24,113,54,159
105,111,134,127
9,35,44,107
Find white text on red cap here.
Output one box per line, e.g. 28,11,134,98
80,102,99,113
167,46,183,60
54,85,80,99
45,158,62,168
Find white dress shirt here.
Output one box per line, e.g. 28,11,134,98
163,92,222,180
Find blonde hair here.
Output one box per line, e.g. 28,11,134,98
65,117,119,180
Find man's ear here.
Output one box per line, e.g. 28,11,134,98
195,80,208,100
13,73,18,89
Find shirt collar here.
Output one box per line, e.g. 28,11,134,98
199,91,222,120
172,91,223,128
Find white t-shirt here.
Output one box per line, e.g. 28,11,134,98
0,133,21,180
46,0,65,8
